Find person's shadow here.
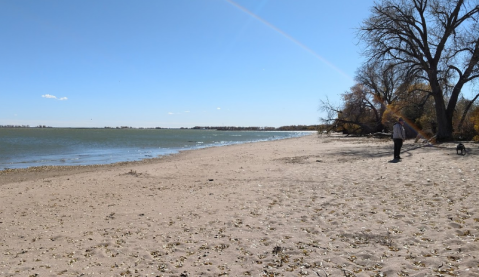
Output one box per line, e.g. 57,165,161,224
388,159,400,163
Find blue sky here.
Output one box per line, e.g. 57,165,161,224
1,0,374,128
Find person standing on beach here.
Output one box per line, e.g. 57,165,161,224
392,117,406,160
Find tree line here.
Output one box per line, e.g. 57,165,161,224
321,0,479,142
192,125,320,131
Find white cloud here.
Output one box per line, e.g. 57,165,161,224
42,94,68,100
217,107,221,110
169,111,193,115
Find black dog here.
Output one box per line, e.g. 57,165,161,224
456,143,466,155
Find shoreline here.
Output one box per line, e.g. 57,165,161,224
1,135,478,276
0,129,314,172
0,134,314,185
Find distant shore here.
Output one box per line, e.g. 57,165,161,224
1,135,478,276
0,124,321,131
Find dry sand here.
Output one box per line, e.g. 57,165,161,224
0,134,478,277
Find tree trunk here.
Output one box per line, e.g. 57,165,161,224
458,94,479,131
429,70,455,141
377,103,387,132
433,93,454,141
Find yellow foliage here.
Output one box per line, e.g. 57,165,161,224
382,104,401,128
471,107,479,141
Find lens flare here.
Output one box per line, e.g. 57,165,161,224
226,0,436,142
384,104,436,144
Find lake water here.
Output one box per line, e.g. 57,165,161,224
0,128,311,170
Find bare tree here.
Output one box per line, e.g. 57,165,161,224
355,61,415,130
360,0,479,141
320,84,382,135
356,61,405,106
457,92,479,131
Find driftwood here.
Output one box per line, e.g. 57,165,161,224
368,132,392,139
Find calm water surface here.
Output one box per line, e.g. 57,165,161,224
0,128,311,170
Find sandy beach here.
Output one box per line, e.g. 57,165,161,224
1,134,478,277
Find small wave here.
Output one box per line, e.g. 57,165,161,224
1,130,313,169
